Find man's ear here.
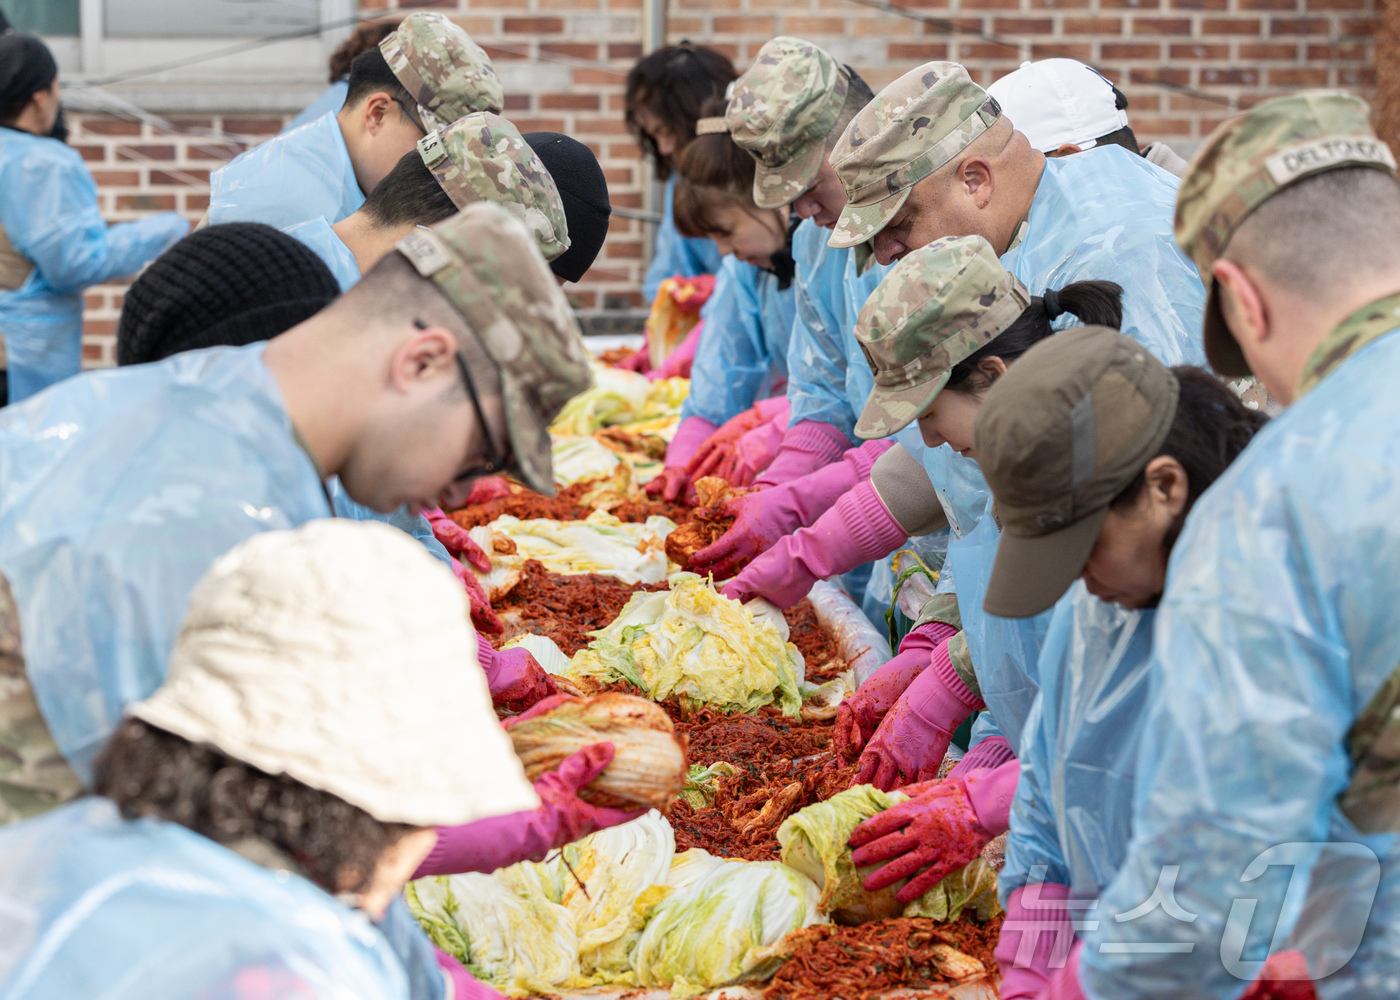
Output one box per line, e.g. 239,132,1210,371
1050,143,1084,158
362,92,394,137
1212,258,1270,355
1144,455,1189,520
960,156,995,208
389,323,457,394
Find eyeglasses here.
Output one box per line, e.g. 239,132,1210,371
393,96,428,137
413,320,510,483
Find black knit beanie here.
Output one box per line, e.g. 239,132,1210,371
116,223,342,366
524,132,611,283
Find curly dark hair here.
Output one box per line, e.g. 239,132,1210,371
329,19,400,84
624,42,736,178
93,718,414,895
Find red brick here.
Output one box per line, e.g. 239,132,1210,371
1129,66,1192,85
166,116,214,129
1130,16,1193,32
1306,41,1366,58
1099,0,1164,9
116,193,177,211
184,193,211,211
227,117,283,136
73,144,106,162
82,342,105,361
90,169,140,185
713,15,778,32
187,142,243,161
889,41,952,58
502,16,563,32
1201,17,1263,32
782,16,846,33
541,42,601,59
1130,115,1193,134
481,44,528,61
608,42,643,59
1100,42,1163,57
1170,42,1230,58
1239,41,1299,57
116,144,177,162
1268,16,1330,32
958,42,1017,59
82,318,116,337
1267,66,1330,84
1199,66,1261,84
1305,0,1367,8
1339,16,1378,35
1170,0,1226,9
602,167,635,184
1031,41,1094,59
994,16,1054,31
1064,16,1124,32
503,93,531,111
541,93,601,110
961,0,1022,10
1338,66,1376,85
504,116,568,132
1030,0,1091,9
81,118,142,136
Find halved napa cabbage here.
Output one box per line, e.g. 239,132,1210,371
470,510,676,586
405,870,578,997
633,858,826,997
550,367,656,436
551,435,623,487
777,784,1002,926
566,575,804,715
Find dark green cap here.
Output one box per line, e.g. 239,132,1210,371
974,326,1178,618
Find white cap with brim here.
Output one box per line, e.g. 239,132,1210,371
986,58,1130,154
130,519,540,828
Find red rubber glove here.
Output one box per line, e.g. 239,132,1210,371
477,635,556,713
686,403,776,482
849,777,992,903
690,439,895,581
413,743,645,878
647,415,718,501
856,635,985,790
752,419,854,488
1240,953,1317,1000
436,950,508,1000
614,347,651,372
834,621,959,763
465,476,512,504
448,557,502,636
426,506,491,574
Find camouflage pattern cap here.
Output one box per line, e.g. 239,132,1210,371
726,37,849,209
1176,90,1396,377
418,112,571,262
975,326,1178,618
394,203,592,496
829,62,1001,252
854,234,1030,439
381,12,504,129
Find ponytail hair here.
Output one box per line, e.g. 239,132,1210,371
946,279,1124,393
1111,366,1269,551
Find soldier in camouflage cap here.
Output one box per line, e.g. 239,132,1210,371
725,37,850,210
853,234,1030,439
418,112,570,262
380,11,504,129
829,62,1003,259
395,201,592,495
1174,90,1396,380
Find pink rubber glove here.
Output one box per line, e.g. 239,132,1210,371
752,419,853,488
850,777,992,903
413,742,645,879
448,556,503,636
465,476,512,504
712,398,790,486
436,948,507,1000
834,621,959,763
691,439,895,581
648,415,719,501
856,636,985,789
946,734,1016,782
721,477,906,608
477,634,556,713
426,507,491,574
1240,953,1318,1000
648,319,703,380
1041,942,1087,1000
686,402,780,482
997,883,1077,1000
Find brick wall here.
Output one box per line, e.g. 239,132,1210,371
75,0,1377,367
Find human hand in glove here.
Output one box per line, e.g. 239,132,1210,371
426,507,491,573
849,777,993,904
413,742,645,879
647,415,719,501
686,405,773,481
855,635,984,790
478,636,556,713
834,622,959,763
447,557,502,635
711,401,789,487
465,476,513,504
